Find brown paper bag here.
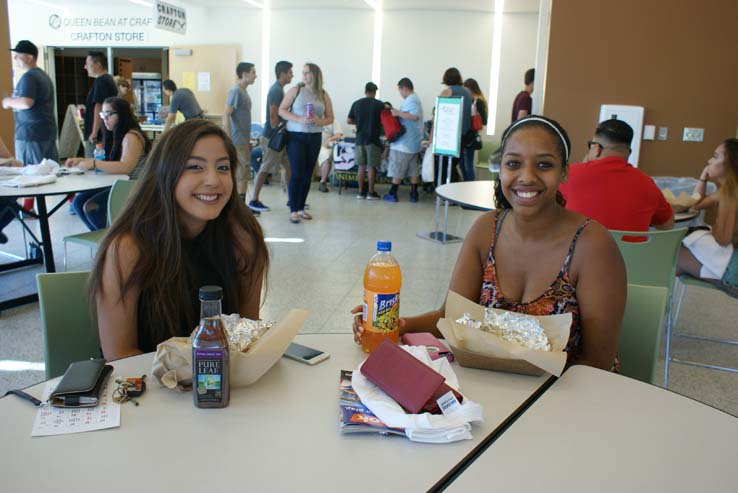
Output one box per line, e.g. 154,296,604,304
151,309,309,390
437,291,569,376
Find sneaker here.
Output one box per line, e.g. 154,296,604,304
383,193,398,203
366,192,380,200
409,192,419,203
318,182,329,193
0,232,7,245
356,192,367,199
248,200,270,212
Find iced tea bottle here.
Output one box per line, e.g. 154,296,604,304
362,241,401,353
192,285,230,408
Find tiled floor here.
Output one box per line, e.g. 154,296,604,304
1,180,737,416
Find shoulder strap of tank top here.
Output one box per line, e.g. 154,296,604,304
563,218,591,273
491,209,509,258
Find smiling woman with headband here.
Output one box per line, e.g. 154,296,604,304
352,115,627,370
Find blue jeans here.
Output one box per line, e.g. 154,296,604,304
460,146,476,181
286,131,322,212
72,189,110,231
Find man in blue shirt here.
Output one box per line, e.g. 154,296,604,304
223,62,257,200
384,78,423,203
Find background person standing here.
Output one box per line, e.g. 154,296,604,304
83,51,118,158
2,40,59,213
347,82,385,199
224,62,257,201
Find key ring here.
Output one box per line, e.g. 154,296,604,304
113,374,147,406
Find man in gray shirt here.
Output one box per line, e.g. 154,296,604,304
223,62,256,200
249,61,293,213
163,80,203,131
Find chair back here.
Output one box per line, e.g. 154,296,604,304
610,228,688,289
37,271,101,379
107,179,136,224
619,283,669,383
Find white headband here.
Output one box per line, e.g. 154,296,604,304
502,116,569,162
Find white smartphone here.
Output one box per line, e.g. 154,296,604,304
283,342,330,365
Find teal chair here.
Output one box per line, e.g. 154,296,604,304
619,284,669,383
609,227,688,386
37,271,101,379
669,275,738,375
63,179,136,270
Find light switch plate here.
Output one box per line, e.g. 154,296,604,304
657,127,668,141
683,127,705,142
643,125,656,140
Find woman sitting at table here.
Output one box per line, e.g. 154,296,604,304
677,138,738,289
89,120,269,360
353,116,627,370
66,97,149,231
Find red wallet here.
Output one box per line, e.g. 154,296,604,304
360,339,463,414
401,332,454,362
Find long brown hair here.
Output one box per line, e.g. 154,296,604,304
718,138,738,203
89,120,269,347
305,62,325,104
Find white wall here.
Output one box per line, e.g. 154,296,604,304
7,2,538,139
270,9,374,130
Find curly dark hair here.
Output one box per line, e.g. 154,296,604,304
494,115,570,210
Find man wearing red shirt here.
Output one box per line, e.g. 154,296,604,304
559,119,674,232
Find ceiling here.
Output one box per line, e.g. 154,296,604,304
61,0,540,13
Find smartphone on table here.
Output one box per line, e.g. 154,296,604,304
283,342,330,365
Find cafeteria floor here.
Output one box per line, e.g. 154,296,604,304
1,180,736,415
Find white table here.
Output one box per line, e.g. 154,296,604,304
435,181,496,212
447,365,738,492
0,334,551,493
0,172,128,309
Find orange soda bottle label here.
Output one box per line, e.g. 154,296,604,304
363,290,400,333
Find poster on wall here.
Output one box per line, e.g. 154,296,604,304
197,72,211,92
432,97,463,158
156,1,187,35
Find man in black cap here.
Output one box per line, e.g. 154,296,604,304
2,40,58,167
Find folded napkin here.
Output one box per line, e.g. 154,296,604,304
1,174,57,188
0,167,21,176
352,345,484,444
21,159,59,176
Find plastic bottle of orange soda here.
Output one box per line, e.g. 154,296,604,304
362,241,401,353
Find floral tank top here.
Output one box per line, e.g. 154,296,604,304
479,209,588,365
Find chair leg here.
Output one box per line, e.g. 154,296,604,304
664,278,688,388
671,277,687,328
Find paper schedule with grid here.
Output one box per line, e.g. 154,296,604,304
31,380,120,437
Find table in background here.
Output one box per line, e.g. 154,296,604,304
447,365,738,492
435,180,496,211
0,333,551,493
0,172,128,309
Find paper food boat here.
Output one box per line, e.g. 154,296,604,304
437,291,570,377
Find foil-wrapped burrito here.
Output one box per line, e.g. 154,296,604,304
456,309,551,351
190,315,274,353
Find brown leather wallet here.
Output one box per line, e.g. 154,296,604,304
360,339,462,414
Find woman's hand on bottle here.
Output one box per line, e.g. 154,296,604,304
351,305,406,346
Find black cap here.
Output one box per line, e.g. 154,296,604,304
199,285,223,301
10,40,38,58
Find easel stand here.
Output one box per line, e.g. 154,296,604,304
417,155,463,244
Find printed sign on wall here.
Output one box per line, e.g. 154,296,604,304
156,1,187,35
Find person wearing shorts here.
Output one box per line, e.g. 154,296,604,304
348,82,384,199
384,78,423,203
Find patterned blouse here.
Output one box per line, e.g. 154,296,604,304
479,209,588,365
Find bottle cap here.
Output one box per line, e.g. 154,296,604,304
376,241,391,252
95,143,103,148
199,285,223,301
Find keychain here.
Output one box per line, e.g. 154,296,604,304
113,374,147,406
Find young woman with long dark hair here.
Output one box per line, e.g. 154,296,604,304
67,96,149,230
354,116,626,370
89,119,269,360
678,139,738,288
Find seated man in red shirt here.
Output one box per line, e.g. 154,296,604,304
559,119,674,232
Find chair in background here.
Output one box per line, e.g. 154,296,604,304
609,227,688,386
37,271,100,379
62,179,135,270
619,284,669,383
668,275,738,375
